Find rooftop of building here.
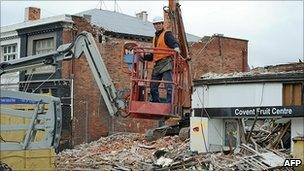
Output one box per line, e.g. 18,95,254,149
1,8,201,42
75,9,201,42
194,62,304,86
201,34,248,43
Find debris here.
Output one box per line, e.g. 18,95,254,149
155,156,173,167
56,119,293,170
260,152,285,167
137,143,156,149
56,133,190,170
201,64,304,79
153,149,168,158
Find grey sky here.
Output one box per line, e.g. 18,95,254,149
1,0,303,68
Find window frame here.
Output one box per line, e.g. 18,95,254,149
26,32,57,74
1,43,18,62
33,37,55,55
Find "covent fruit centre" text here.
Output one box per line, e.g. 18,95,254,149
235,107,293,116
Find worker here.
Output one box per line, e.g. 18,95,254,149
143,16,180,103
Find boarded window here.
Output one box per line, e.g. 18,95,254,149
283,83,303,106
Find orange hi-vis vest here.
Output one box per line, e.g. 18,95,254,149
152,30,171,62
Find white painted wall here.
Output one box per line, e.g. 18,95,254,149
208,118,224,151
291,117,304,153
0,32,20,91
190,117,208,153
192,83,283,108
190,117,225,153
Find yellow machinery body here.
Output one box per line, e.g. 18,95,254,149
1,149,55,170
1,104,56,170
292,136,304,171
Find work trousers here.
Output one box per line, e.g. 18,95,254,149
150,70,173,103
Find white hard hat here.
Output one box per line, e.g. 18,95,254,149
152,16,164,24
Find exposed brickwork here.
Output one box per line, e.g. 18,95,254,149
61,16,110,145
189,36,249,80
25,7,41,21
61,16,161,145
60,16,248,145
97,37,159,135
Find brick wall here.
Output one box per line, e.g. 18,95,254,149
62,16,110,145
61,16,249,145
253,62,304,72
189,36,249,80
97,37,159,135
24,7,41,21
61,16,159,145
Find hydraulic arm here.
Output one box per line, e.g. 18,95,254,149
0,31,124,116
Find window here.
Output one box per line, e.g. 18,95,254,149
28,38,55,74
33,38,54,55
1,44,17,62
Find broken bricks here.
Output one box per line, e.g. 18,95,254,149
56,129,292,170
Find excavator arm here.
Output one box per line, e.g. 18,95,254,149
0,31,124,155
0,31,124,116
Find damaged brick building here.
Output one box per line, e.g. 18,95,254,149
0,8,249,146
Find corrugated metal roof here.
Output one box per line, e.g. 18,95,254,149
76,9,201,42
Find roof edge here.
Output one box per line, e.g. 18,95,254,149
211,35,248,42
194,72,304,86
1,14,73,33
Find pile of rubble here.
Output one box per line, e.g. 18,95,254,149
56,133,192,170
201,69,301,80
246,119,291,150
201,62,304,80
56,128,292,171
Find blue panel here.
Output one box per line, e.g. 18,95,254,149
0,97,39,104
124,54,134,71
124,54,134,64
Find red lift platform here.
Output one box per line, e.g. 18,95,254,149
128,47,192,119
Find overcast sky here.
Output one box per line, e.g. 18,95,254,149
1,0,303,68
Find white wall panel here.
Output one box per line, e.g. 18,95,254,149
1,38,20,91
291,117,304,153
190,117,224,153
192,83,283,108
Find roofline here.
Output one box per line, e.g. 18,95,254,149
211,35,248,42
77,8,201,41
1,14,73,33
104,30,152,42
77,8,146,23
193,72,304,86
